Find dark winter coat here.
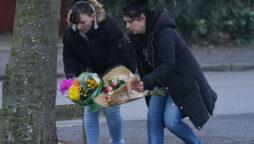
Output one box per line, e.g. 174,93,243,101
129,9,217,129
63,15,135,77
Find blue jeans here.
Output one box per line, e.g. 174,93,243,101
147,87,202,144
84,105,125,144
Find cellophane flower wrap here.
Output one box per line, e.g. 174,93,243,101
95,66,165,107
59,72,103,112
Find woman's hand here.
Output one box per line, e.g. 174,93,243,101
132,81,144,91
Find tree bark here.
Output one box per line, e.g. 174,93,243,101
0,0,61,143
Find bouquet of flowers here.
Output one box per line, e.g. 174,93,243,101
59,72,103,111
103,76,125,102
94,66,165,107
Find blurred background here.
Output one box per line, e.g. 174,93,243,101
0,0,253,46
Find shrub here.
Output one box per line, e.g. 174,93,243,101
99,0,254,45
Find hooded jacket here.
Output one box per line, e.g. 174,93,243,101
63,2,135,77
129,9,217,129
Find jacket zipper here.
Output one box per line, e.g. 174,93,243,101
149,33,169,96
150,33,155,70
128,40,145,77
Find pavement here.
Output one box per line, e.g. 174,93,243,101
1,34,254,143
56,113,254,144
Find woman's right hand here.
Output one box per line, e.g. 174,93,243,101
132,81,144,91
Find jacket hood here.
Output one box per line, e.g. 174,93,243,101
147,9,176,33
88,0,106,23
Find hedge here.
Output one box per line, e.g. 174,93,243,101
99,0,254,45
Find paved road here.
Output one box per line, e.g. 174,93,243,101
56,114,254,144
204,70,254,115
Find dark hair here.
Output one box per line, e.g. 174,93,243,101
72,0,88,6
122,0,151,19
70,1,93,24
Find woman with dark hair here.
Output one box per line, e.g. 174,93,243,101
122,0,217,144
62,0,134,143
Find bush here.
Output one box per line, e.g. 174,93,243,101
99,0,254,45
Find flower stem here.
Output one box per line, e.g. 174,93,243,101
146,89,165,96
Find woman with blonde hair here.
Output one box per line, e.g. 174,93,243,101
62,0,134,143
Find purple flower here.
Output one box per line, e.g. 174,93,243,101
59,78,73,94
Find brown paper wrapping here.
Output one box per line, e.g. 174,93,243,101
94,65,146,107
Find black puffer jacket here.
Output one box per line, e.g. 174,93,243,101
63,15,135,77
129,9,217,129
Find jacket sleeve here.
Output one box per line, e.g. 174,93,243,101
105,22,136,72
142,28,176,90
63,29,81,78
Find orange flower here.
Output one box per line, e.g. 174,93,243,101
73,79,79,87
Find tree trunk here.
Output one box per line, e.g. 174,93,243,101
0,0,61,143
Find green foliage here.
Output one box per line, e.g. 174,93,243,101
99,0,125,27
168,0,254,45
98,0,254,45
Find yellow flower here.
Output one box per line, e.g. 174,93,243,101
68,85,80,100
86,79,91,83
90,80,95,84
88,84,91,88
94,82,98,86
91,86,95,89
